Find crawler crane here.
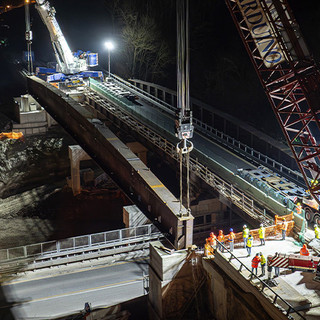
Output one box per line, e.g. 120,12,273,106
225,0,320,222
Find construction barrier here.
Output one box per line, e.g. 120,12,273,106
204,215,294,251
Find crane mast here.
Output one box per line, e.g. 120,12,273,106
225,0,320,207
176,0,193,216
24,0,33,74
34,0,91,74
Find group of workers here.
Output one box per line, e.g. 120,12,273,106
205,223,266,257
251,252,267,276
243,224,266,256
204,228,236,257
205,220,320,259
204,217,320,284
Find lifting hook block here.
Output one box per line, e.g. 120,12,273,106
176,138,193,154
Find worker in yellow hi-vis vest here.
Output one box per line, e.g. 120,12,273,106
296,202,302,215
314,224,320,239
243,225,249,248
259,223,265,246
281,218,288,240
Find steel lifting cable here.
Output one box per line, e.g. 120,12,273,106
186,150,191,214
176,0,193,217
178,139,193,216
179,147,183,215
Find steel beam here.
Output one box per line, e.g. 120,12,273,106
27,76,193,249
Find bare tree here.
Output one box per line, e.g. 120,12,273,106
105,0,173,81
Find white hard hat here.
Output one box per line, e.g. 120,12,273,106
260,223,263,227
243,224,247,228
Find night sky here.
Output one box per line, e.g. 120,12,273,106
1,0,320,138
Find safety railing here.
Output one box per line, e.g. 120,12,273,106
193,118,304,186
86,84,274,225
214,240,306,319
0,224,162,264
109,73,176,115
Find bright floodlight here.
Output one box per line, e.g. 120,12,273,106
105,41,115,78
105,41,114,51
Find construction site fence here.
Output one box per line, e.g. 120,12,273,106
0,224,161,264
220,221,295,249
214,241,306,319
88,79,274,225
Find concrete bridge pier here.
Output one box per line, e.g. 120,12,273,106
123,205,150,228
68,145,91,195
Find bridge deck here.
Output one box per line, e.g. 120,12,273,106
90,80,256,174
87,80,291,220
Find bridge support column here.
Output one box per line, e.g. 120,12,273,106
68,145,91,195
148,241,189,320
203,255,289,320
123,205,150,228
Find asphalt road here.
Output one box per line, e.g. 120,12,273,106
0,258,148,319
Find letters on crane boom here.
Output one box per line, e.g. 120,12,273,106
236,0,287,67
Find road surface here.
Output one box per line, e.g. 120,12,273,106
0,258,148,319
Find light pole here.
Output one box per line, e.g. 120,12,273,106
104,41,114,79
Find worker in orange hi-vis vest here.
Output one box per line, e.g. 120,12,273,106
208,232,216,249
204,238,214,257
281,218,288,240
228,228,235,252
251,253,261,275
206,232,216,255
217,230,225,252
300,244,310,256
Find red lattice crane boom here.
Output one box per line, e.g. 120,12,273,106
225,0,320,207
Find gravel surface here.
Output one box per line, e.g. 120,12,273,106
0,128,126,249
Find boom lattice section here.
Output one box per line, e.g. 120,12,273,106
225,0,320,204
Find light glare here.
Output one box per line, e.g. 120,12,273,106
104,41,114,51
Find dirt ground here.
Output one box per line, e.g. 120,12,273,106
0,127,128,249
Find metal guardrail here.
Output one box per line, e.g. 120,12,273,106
193,119,304,186
0,224,162,269
86,83,273,225
215,240,306,320
110,73,176,115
